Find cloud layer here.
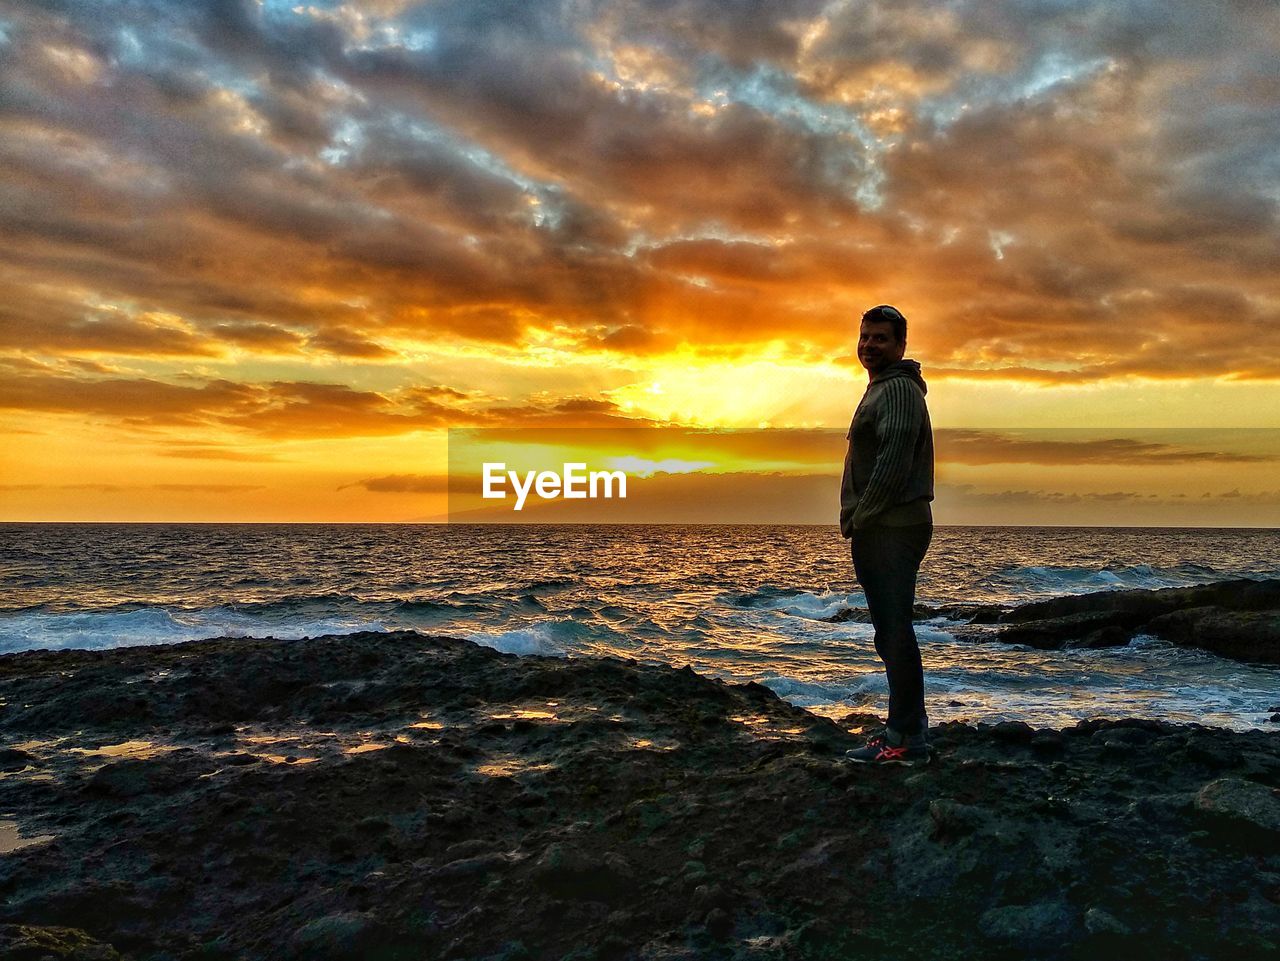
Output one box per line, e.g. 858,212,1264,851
2,0,1278,445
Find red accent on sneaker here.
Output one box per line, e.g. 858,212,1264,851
877,744,908,761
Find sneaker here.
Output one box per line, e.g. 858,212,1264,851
845,727,930,766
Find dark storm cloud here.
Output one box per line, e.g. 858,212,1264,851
592,0,828,68
337,5,869,235
855,1,1280,376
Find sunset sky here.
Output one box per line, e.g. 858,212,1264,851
2,1,1278,524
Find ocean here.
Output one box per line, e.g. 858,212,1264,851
3,523,1278,731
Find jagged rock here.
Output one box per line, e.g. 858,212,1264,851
992,579,1280,663
691,882,733,914
83,759,180,798
929,799,991,839
530,843,636,900
1029,732,1066,755
288,912,388,961
1003,578,1280,623
0,748,36,772
434,852,511,881
1194,778,1280,838
0,924,120,960
704,907,733,939
1084,907,1131,936
1146,608,1280,664
3,629,1280,960
826,603,1008,624
820,607,870,624
987,721,1036,744
998,611,1141,649
947,604,1006,624
978,901,1076,951
1075,625,1133,649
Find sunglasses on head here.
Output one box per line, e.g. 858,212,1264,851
863,305,903,323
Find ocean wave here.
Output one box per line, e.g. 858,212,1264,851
758,674,867,707
392,597,493,615
462,621,579,657
458,616,659,658
976,562,1230,600
0,601,56,616
221,592,369,615
725,587,862,620
916,624,961,645
516,577,580,591
0,606,386,654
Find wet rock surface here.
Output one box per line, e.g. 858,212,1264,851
0,924,121,960
832,578,1280,664
996,578,1280,661
2,630,1279,960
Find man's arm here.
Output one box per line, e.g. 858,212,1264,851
838,434,857,538
851,378,923,530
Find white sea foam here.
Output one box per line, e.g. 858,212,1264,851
758,674,869,707
0,607,386,654
736,589,861,620
4,524,1277,731
980,562,1219,601
464,622,572,657
1126,633,1173,650
847,673,890,694
916,624,960,645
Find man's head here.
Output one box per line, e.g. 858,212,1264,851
858,304,907,376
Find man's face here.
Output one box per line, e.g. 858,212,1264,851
858,320,905,375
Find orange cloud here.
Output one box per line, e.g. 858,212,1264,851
340,474,454,494
2,0,1279,512
938,429,1278,465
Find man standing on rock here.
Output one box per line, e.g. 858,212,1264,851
840,304,935,766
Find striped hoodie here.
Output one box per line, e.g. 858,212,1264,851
839,358,934,537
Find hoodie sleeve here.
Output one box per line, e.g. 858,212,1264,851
851,377,924,529
838,421,857,537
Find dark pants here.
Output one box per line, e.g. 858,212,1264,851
851,523,933,737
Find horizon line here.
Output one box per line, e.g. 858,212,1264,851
2,520,1279,531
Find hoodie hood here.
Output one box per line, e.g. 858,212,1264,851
870,358,927,395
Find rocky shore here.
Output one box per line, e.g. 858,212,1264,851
2,629,1279,961
993,578,1280,662
827,577,1280,664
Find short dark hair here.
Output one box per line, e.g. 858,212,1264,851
861,304,907,344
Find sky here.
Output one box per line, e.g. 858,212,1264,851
1,0,1278,524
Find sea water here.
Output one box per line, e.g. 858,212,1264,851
2,524,1278,731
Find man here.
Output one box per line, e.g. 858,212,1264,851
840,304,935,766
